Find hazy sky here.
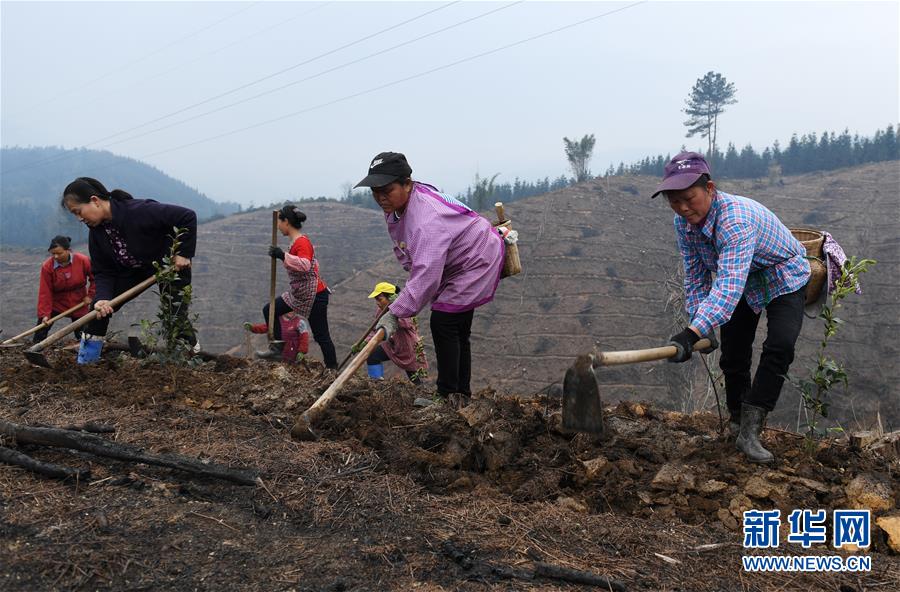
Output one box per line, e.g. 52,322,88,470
2,1,898,206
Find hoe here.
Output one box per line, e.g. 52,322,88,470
562,338,712,435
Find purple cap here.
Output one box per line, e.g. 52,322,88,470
650,151,711,198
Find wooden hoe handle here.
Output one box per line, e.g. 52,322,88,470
298,328,386,428
27,273,162,353
2,302,85,345
268,210,278,342
593,338,713,367
494,202,507,224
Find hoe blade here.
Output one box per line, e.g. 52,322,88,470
24,349,52,368
562,354,604,435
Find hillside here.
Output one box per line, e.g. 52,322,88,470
1,162,897,428
0,147,240,247
1,348,898,591
326,162,900,428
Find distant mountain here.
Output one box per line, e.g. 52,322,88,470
0,147,240,248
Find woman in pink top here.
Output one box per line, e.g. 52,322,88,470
354,152,504,400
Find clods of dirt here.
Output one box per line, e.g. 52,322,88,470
1,346,898,591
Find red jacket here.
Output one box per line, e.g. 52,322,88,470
37,252,95,319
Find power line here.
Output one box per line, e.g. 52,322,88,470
139,1,647,160
32,2,262,109
2,1,459,176
88,2,333,107
93,1,460,143
92,2,525,151
5,1,646,179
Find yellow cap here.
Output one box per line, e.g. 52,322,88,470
368,282,397,299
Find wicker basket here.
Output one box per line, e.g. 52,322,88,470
790,227,826,305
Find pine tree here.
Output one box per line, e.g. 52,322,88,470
563,134,596,182
683,71,738,159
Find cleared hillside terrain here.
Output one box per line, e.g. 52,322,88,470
1,163,898,427
326,162,900,428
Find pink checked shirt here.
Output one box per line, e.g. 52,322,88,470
386,182,504,318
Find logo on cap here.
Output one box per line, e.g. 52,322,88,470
370,158,383,169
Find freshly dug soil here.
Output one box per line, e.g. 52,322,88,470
1,346,897,591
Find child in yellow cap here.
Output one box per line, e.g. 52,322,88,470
354,282,427,383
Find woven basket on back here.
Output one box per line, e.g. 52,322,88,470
790,227,826,305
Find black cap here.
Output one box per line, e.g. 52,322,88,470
354,152,412,188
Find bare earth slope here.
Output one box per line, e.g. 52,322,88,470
329,162,900,427
1,349,898,591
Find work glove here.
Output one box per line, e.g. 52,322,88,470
667,327,700,363
350,341,363,354
375,311,399,340
268,245,285,260
696,332,719,355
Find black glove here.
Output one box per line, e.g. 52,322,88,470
268,245,285,260
696,332,719,355
667,327,700,363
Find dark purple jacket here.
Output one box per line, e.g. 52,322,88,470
88,197,197,300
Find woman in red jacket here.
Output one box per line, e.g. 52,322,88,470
34,235,95,342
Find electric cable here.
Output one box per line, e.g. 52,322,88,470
2,1,459,175
93,1,460,142
94,2,333,106
32,2,262,109
90,1,525,152
4,1,645,177
138,1,647,160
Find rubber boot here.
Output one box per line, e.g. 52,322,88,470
367,363,384,379
736,403,774,464
77,334,104,365
726,407,741,440
255,341,285,360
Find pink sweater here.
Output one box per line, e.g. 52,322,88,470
387,182,504,318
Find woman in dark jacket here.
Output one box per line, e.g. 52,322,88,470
34,235,95,342
61,177,198,364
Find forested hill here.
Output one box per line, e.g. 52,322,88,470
0,147,240,248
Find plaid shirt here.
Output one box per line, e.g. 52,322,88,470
675,191,810,336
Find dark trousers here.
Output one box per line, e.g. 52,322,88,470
719,288,805,413
84,268,196,345
430,309,474,396
262,297,293,340
366,344,421,384
263,291,337,369
33,313,83,343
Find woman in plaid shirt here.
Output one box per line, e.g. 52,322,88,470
653,152,810,464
